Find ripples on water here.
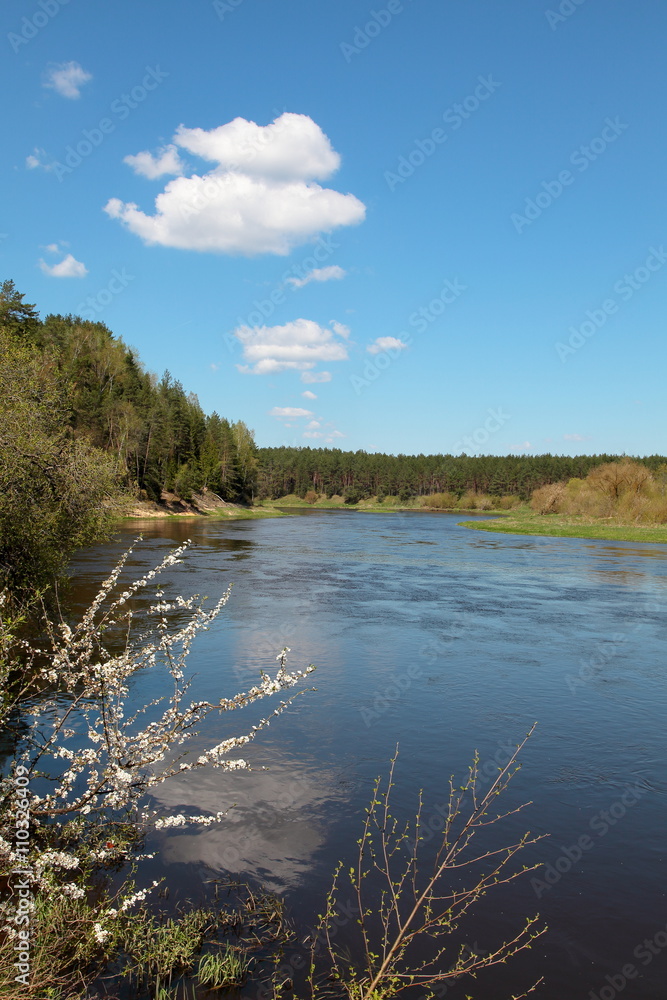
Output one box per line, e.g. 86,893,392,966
65,511,667,999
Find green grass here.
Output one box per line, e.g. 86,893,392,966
459,508,667,544
197,946,251,988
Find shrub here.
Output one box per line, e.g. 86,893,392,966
530,483,566,514
306,734,546,1000
421,492,458,509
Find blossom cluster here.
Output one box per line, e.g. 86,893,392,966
0,540,315,919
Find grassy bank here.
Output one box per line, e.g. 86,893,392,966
459,508,667,544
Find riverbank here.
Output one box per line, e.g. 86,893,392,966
459,508,667,544
122,490,288,520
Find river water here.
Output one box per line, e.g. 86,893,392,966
67,510,667,999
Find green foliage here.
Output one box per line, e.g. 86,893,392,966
0,327,125,605
0,279,40,344
0,282,262,604
256,446,667,504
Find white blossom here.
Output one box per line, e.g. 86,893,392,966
0,542,315,891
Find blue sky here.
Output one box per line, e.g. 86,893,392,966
2,0,666,456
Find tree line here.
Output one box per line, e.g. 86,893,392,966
255,447,667,502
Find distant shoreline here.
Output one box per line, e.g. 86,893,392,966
459,511,667,544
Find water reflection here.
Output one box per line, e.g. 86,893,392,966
150,750,346,892
62,511,667,1000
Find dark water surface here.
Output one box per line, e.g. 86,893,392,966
67,511,667,999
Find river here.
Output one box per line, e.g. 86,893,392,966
67,510,667,999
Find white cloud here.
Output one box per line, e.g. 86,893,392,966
26,148,50,170
301,370,332,384
330,321,350,339
303,424,345,443
509,441,533,452
270,407,314,419
105,112,365,256
563,433,590,442
234,318,349,375
39,252,88,278
286,265,347,289
124,145,185,179
302,390,317,400
44,61,92,99
306,420,321,430
367,336,409,355
174,114,340,180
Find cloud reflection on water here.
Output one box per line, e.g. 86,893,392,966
150,751,346,892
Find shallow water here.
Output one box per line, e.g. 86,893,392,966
67,511,667,999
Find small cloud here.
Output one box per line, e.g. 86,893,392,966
26,147,51,170
302,390,317,400
367,336,408,355
306,420,321,430
563,433,591,442
304,424,344,443
270,406,314,419
330,320,350,339
509,441,532,453
44,61,92,99
286,265,347,289
210,363,219,371
39,252,88,278
301,370,331,384
234,318,349,375
124,145,185,179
